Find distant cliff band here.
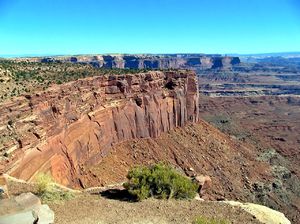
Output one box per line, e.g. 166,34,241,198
38,54,240,70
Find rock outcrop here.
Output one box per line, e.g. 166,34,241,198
0,70,199,188
193,175,212,196
0,192,54,224
223,201,291,224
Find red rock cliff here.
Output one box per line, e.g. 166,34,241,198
0,70,199,187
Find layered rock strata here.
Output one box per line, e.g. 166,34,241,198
0,70,199,187
18,54,241,70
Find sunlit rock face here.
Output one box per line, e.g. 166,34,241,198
0,70,199,188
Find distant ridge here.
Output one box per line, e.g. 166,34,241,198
0,54,67,58
2,52,300,59
229,52,300,57
0,53,217,59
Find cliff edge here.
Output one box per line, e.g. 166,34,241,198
0,70,199,187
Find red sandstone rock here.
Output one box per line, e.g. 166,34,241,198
0,71,199,188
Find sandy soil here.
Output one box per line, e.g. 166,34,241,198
48,193,260,224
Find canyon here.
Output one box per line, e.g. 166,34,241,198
0,70,199,188
1,55,300,222
198,59,300,97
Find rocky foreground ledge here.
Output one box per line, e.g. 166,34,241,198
0,173,291,224
0,192,291,224
0,70,199,188
0,178,291,224
0,192,54,224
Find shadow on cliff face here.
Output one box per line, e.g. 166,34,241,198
100,189,136,202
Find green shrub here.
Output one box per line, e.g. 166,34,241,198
193,216,229,224
123,163,198,201
40,189,74,202
36,173,53,195
35,173,74,202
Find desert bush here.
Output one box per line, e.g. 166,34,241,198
193,216,229,224
35,173,74,202
40,189,74,202
36,173,53,195
123,163,197,201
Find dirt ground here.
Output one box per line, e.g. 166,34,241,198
48,193,260,224
6,180,260,224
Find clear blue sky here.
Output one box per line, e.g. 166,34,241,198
0,0,300,55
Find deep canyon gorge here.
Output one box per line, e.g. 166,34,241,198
0,55,300,222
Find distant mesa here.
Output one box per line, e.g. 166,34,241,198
23,54,241,70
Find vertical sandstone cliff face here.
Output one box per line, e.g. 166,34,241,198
0,71,199,187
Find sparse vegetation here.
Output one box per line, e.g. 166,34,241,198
193,216,229,224
0,60,169,102
36,173,54,195
203,114,253,141
123,163,198,201
35,173,74,202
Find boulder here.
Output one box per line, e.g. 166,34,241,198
223,201,291,224
15,192,42,209
31,204,55,224
0,192,54,224
194,175,212,196
0,210,38,224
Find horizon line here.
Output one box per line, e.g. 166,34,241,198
1,51,300,58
